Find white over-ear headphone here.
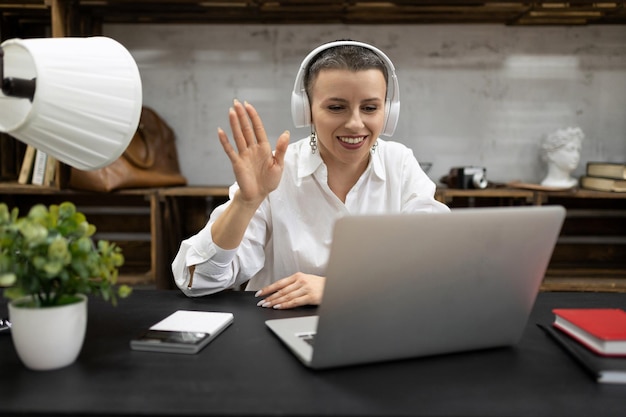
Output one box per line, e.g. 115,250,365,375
290,40,400,137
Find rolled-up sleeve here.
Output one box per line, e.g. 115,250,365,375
171,186,268,297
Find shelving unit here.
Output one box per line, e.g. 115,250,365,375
2,1,625,28
2,2,625,293
435,187,626,292
0,183,229,289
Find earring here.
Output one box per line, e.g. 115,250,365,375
309,131,318,154
370,140,378,154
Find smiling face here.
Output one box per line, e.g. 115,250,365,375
309,68,387,171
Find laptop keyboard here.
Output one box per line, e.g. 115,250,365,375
297,332,316,346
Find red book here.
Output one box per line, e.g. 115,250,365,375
552,309,626,357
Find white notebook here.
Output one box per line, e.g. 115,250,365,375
131,310,234,354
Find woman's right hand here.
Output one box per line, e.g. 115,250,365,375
218,100,290,206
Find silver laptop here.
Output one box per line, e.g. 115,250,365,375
265,205,566,369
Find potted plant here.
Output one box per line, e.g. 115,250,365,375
0,201,131,370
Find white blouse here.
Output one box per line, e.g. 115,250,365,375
172,138,449,296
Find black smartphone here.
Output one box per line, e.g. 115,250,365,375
130,310,234,354
130,329,213,354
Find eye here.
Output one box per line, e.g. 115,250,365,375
327,105,345,112
362,105,379,113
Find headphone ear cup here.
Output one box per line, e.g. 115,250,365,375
382,99,400,137
291,90,310,128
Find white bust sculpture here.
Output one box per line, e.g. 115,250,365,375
540,127,584,189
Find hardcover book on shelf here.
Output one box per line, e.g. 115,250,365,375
579,176,626,192
540,324,626,384
43,154,57,186
30,149,47,186
17,145,36,185
552,308,626,356
586,162,626,180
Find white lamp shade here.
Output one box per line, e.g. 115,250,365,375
0,37,142,170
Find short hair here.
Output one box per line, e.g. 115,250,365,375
540,127,584,161
303,42,389,100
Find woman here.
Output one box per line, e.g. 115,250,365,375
172,40,449,309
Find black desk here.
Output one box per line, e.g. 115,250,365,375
1,290,625,416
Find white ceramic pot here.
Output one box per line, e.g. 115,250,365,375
8,294,87,371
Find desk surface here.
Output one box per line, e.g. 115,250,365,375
1,290,625,417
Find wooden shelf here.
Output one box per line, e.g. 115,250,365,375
436,186,626,293
2,0,625,28
436,186,626,203
0,184,230,289
4,183,626,291
158,185,229,198
542,276,626,293
0,182,157,195
435,188,536,205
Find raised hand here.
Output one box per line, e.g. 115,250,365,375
218,100,290,206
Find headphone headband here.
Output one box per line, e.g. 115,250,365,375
290,40,400,137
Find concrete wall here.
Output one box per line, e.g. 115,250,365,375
104,24,626,186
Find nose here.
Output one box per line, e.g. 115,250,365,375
345,109,365,130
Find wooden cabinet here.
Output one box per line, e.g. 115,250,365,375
435,187,626,292
4,184,624,292
0,183,229,290
537,190,626,292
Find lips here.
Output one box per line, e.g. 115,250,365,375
337,136,367,145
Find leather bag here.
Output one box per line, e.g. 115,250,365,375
69,106,187,192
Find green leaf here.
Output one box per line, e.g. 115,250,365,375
0,201,129,307
0,272,16,287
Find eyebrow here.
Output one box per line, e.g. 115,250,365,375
324,97,383,103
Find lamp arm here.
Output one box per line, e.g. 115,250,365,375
0,46,36,101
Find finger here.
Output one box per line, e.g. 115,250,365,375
217,127,239,164
228,106,248,153
273,131,290,165
266,286,312,309
258,280,306,308
258,287,306,309
244,101,268,145
233,99,256,147
273,294,311,310
265,281,301,303
255,276,295,298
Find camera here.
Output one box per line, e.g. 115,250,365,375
448,166,488,189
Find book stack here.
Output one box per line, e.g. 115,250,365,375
17,145,57,186
541,308,626,384
580,162,626,192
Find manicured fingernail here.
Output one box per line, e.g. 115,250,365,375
256,299,265,307
254,290,262,297
262,302,271,308
273,304,282,310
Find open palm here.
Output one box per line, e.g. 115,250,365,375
218,100,290,205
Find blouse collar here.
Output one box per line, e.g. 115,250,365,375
296,138,386,183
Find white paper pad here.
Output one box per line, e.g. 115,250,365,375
150,310,234,334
